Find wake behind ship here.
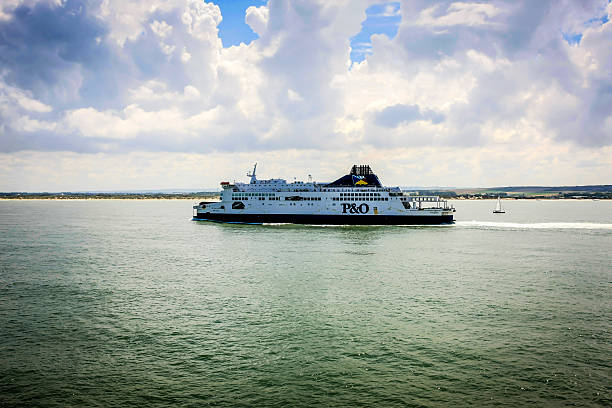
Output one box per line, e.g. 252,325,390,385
193,165,455,225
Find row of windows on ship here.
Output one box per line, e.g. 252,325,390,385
231,192,387,198
231,194,390,202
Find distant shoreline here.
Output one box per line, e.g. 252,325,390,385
2,187,612,201
0,193,220,200
1,196,610,201
0,198,218,201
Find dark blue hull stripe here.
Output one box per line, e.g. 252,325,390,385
193,213,454,225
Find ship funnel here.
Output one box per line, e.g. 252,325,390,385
350,165,374,176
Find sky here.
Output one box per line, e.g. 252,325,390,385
0,0,611,191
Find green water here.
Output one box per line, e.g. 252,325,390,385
1,200,611,407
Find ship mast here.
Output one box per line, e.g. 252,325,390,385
247,163,257,184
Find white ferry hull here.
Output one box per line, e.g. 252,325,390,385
192,164,455,226
193,212,454,225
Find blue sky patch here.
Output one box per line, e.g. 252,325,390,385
213,0,403,58
215,0,266,47
587,14,609,25
562,32,583,45
350,2,401,64
562,9,609,46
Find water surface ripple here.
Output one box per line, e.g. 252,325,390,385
1,200,610,407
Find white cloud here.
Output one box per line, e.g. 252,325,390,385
287,89,303,102
382,4,401,17
13,116,56,132
416,2,503,27
183,85,200,99
0,0,20,21
181,47,192,63
98,0,178,46
181,0,222,42
2,0,612,190
63,103,221,140
3,145,612,191
150,20,173,38
245,5,269,37
128,81,201,105
150,20,176,57
64,105,183,139
14,92,53,113
160,43,176,58
0,78,52,113
0,0,66,21
0,77,57,137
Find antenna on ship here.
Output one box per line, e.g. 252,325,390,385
308,174,312,183
247,163,257,184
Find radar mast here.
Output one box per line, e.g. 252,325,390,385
247,163,257,184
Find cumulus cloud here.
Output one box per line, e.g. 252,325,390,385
373,104,445,127
0,78,52,113
181,0,222,42
1,0,611,189
98,0,179,47
0,0,109,103
416,2,503,27
150,20,173,38
245,5,269,37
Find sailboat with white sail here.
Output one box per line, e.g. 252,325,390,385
493,196,505,214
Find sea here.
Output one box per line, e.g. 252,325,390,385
1,199,610,407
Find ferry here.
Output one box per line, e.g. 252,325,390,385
192,164,455,225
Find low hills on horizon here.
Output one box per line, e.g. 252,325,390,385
1,185,611,200
412,185,612,199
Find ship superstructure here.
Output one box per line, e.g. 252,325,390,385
193,164,454,225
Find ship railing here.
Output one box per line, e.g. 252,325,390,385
407,195,454,211
322,187,395,192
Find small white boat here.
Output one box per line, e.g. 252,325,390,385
493,196,505,214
